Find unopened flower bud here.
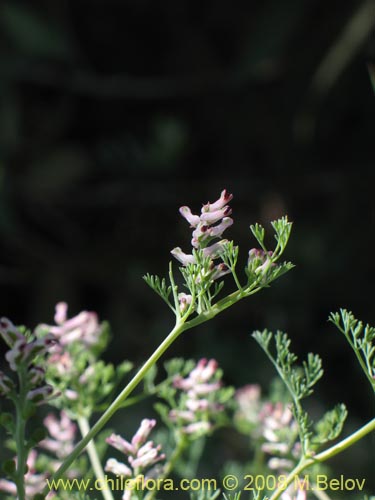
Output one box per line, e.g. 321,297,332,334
178,293,193,313
0,371,15,395
28,366,46,386
0,318,24,347
202,189,233,212
27,385,54,404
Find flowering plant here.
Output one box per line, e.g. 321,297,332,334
0,191,374,500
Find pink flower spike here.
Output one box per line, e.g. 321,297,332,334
45,304,102,347
106,433,135,455
202,189,233,212
44,411,76,443
179,206,200,227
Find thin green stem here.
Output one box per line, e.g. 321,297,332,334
314,417,375,462
269,459,310,500
231,267,243,292
168,262,180,320
269,418,375,500
78,416,114,500
184,283,263,330
42,320,185,497
15,368,27,500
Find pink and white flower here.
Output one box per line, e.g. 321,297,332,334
170,358,223,435
105,419,165,500
43,302,102,347
171,190,234,282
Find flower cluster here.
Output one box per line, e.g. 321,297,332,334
235,385,299,471
170,358,223,435
0,411,78,499
0,450,48,499
43,302,101,347
171,190,233,305
0,317,56,404
40,411,77,465
247,248,274,275
38,302,108,408
105,419,165,500
175,189,233,251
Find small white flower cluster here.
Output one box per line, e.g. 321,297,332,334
236,385,299,470
47,302,101,347
170,358,222,435
236,385,305,500
105,419,165,500
41,302,103,401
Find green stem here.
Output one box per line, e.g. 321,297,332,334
269,459,309,500
78,416,114,500
184,283,262,330
41,320,185,497
231,268,243,292
269,418,375,500
15,368,27,500
313,417,375,462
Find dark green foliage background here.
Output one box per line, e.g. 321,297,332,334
0,0,374,495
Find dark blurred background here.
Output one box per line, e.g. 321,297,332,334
0,0,374,494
